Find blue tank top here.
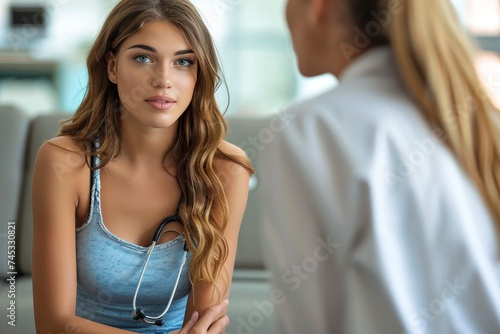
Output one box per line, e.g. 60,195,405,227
76,154,191,333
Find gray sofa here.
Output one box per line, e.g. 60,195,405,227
0,105,276,334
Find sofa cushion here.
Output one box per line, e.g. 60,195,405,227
227,273,276,334
18,113,68,275
0,106,30,279
225,117,270,270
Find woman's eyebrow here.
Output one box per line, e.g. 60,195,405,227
174,49,195,56
126,44,194,56
128,44,156,52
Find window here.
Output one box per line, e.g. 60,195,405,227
459,0,500,107
195,0,336,117
465,0,500,35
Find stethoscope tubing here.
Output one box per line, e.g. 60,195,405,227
132,214,188,325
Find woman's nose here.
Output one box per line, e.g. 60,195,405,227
151,66,172,89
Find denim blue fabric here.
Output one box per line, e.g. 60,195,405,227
76,155,191,333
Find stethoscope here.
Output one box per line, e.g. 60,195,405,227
132,213,189,326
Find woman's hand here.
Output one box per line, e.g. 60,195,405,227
175,299,229,334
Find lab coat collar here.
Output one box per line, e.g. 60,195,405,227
338,46,394,84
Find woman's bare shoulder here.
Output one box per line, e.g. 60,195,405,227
40,135,86,155
36,136,88,179
44,135,84,151
217,140,251,182
218,140,247,160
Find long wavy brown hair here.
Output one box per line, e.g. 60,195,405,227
349,0,500,235
59,0,254,293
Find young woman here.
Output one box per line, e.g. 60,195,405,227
260,0,500,333
32,0,253,333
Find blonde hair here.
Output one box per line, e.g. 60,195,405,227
349,0,500,233
59,0,254,295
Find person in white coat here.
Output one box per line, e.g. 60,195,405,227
258,0,500,333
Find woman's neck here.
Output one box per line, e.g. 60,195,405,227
117,118,179,169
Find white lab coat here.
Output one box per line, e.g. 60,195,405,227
258,47,500,334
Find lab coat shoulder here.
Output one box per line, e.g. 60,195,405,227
259,82,420,251
262,72,498,261
274,79,423,182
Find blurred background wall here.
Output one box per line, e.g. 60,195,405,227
0,0,498,117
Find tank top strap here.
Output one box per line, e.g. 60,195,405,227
90,141,101,193
76,141,101,232
90,140,100,165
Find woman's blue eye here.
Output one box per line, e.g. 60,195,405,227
177,59,194,67
135,55,152,63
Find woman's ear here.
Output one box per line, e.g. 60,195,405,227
107,52,117,84
309,0,329,25
309,0,346,27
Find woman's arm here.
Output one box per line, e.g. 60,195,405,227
32,138,136,334
171,300,229,334
182,141,251,332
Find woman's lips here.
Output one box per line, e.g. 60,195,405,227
145,100,176,110
145,96,176,110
